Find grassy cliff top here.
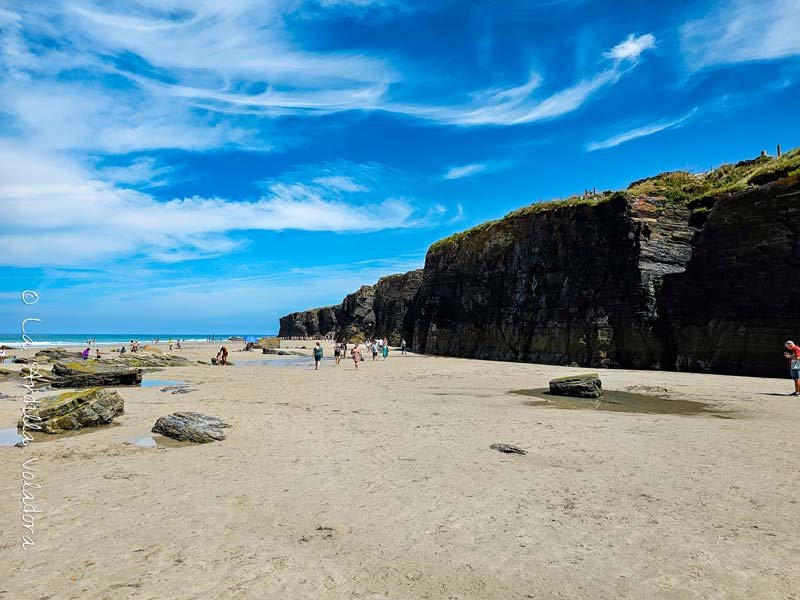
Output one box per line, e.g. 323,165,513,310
430,147,800,253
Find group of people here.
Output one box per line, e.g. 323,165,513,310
81,347,102,360
313,337,411,370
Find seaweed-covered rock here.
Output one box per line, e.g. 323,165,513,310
549,373,603,398
114,353,191,368
34,348,82,363
51,361,142,388
19,387,124,433
152,412,230,443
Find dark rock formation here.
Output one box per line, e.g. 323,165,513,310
410,194,696,368
20,387,124,433
278,306,339,338
660,175,800,377
50,361,142,388
549,373,603,398
373,270,423,345
489,443,527,455
152,412,230,443
336,285,376,342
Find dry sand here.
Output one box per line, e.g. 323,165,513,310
1,341,799,599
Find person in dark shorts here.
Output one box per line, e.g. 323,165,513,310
784,341,800,395
313,342,323,370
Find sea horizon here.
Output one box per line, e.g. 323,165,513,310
0,333,276,348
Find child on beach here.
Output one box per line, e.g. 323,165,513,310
334,343,341,365
372,341,378,361
313,342,323,370
352,344,362,369
216,346,229,365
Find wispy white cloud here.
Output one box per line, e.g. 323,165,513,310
387,34,654,126
0,142,441,267
442,160,514,180
443,163,488,180
604,33,656,62
681,0,800,69
586,108,698,151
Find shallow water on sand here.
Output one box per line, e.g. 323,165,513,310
127,435,193,448
140,379,187,387
0,422,122,446
510,388,732,417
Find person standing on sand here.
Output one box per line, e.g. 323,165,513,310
0,346,6,364
401,338,407,355
352,343,362,369
371,340,378,361
334,343,341,366
313,342,323,370
784,340,800,395
382,342,388,360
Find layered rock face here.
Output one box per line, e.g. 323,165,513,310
278,306,339,338
410,194,696,368
659,175,800,377
337,285,376,342
21,387,124,433
373,269,423,344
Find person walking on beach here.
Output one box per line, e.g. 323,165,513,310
168,339,174,351
371,340,379,361
0,346,6,364
352,343,362,370
382,341,389,360
784,340,800,395
401,338,407,355
313,341,323,370
334,343,341,366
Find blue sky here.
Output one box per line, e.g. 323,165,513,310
1,0,799,334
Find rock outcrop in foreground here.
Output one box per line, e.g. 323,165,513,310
152,412,230,443
280,148,800,376
549,374,603,399
50,361,142,388
20,387,124,433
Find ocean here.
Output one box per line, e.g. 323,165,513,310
0,333,275,348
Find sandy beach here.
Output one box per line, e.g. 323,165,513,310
1,341,799,599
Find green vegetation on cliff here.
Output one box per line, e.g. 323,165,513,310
430,148,800,253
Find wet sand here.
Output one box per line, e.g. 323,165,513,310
1,341,799,599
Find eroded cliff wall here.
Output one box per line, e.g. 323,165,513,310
410,194,697,368
660,175,800,377
278,306,339,338
373,269,423,344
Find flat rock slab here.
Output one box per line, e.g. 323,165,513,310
152,412,231,443
19,387,124,433
549,373,603,398
51,361,142,388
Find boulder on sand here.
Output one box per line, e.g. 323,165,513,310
19,387,124,433
549,373,603,398
51,361,142,388
152,412,230,443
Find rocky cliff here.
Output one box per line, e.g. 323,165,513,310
659,173,800,377
409,149,800,374
373,269,423,344
336,285,376,342
278,148,800,376
278,305,338,338
409,194,696,368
